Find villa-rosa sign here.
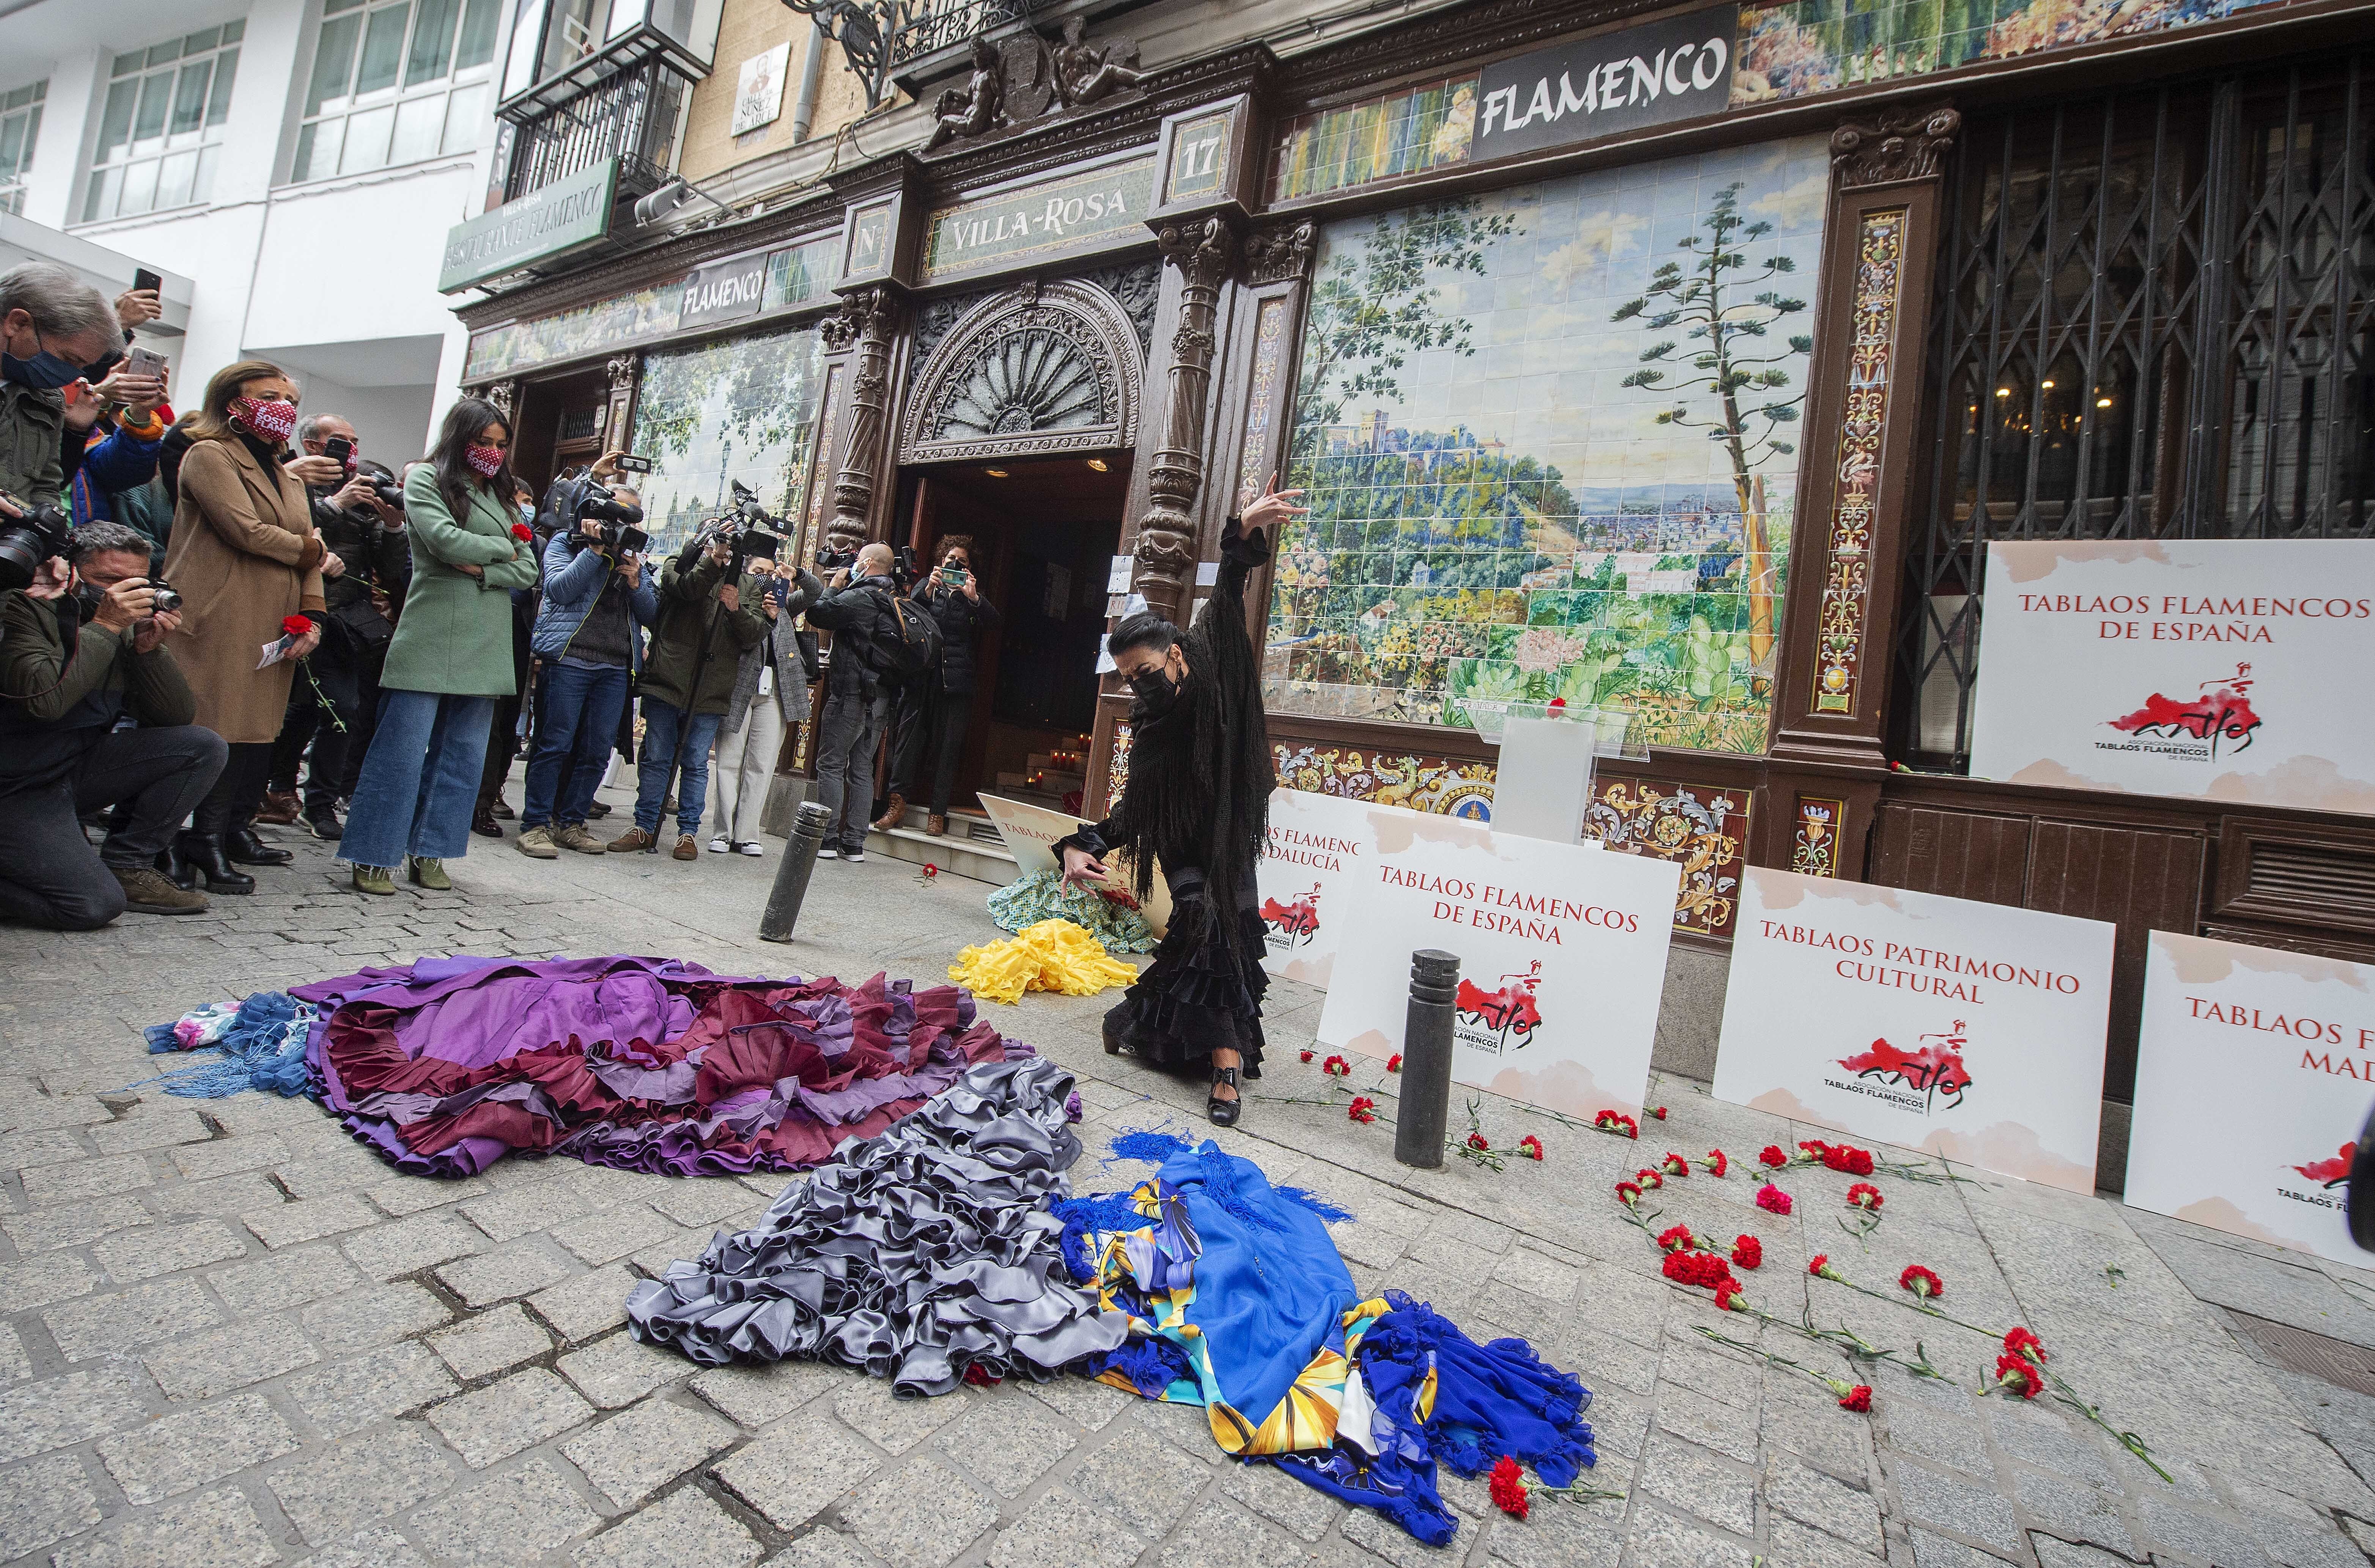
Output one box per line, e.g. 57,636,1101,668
439,160,618,293
1711,867,2116,1192
1969,539,2375,814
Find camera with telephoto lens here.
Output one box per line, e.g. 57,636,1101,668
712,481,781,564
0,497,75,592
572,478,647,555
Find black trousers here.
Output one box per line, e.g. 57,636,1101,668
337,647,387,801
883,682,971,814
269,649,362,814
478,691,522,811
194,741,274,836
0,725,227,929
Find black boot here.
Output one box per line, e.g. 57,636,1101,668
177,833,256,894
154,842,197,891
224,824,293,866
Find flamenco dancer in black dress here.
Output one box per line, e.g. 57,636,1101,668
1057,478,1305,1126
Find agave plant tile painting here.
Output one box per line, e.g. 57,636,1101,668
1264,135,1829,754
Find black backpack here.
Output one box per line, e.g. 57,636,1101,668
870,588,941,678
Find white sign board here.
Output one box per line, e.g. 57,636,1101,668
732,43,791,136
977,794,1170,932
1969,539,2375,814
2126,930,2373,1265
1257,789,1432,987
1315,814,1680,1121
1711,867,2116,1193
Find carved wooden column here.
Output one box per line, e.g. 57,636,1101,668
602,354,637,452
1132,213,1237,628
1763,101,1959,879
821,284,904,559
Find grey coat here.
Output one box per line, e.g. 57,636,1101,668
722,567,823,736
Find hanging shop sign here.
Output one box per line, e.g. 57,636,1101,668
1968,539,2375,814
918,155,1157,284
2127,931,2373,1265
678,248,773,330
440,159,618,294
1474,6,1738,162
1710,866,2115,1193
1315,812,1680,1121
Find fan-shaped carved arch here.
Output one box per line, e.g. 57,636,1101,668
898,278,1143,466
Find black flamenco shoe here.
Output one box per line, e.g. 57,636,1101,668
1103,1018,1123,1056
1207,1064,1241,1128
176,833,255,894
224,825,293,866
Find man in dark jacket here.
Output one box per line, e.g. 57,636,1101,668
876,537,998,838
805,541,903,862
261,418,409,841
609,531,768,859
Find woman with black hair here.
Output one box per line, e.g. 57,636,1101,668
1057,477,1306,1125
337,399,538,895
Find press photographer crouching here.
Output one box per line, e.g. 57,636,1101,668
0,522,226,926
518,474,656,857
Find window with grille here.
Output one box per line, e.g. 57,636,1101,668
1897,53,2375,768
82,27,241,223
292,0,500,185
0,83,44,216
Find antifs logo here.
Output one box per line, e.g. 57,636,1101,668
1833,1019,1974,1114
2104,662,2264,759
1260,884,1322,950
1455,961,1544,1055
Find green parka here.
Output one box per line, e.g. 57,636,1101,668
637,551,768,715
379,464,540,696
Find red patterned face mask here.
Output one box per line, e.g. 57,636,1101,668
464,444,504,479
231,397,298,444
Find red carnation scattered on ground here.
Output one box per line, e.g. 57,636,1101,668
1659,1152,1691,1178
1299,1049,1313,1064
1704,1149,1728,1178
1651,1106,1668,1119
280,615,311,638
1899,1265,1944,1299
1758,1145,1788,1168
1347,1096,1378,1124
1489,1455,1530,1518
1714,1280,1747,1312
1808,1140,1876,1175
1661,1250,1733,1290
1731,1235,1762,1270
1846,1183,1883,1211
1656,1224,1697,1253
1322,1055,1351,1077
1595,1110,1639,1139
1635,1167,1664,1191
1386,1054,1402,1073
1993,1352,2044,1399
1809,1254,1842,1281
1518,1134,1543,1161
1466,1132,1490,1153
1838,1384,1872,1412
1755,1183,1793,1215
2004,1327,2048,1364
1615,1180,1644,1205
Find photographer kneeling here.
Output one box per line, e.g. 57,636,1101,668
0,522,226,925
519,479,656,857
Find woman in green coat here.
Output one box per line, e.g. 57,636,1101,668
338,397,539,894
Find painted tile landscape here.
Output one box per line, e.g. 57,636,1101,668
1264,135,1829,754
629,325,827,558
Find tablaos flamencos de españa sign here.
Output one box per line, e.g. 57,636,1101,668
1710,867,2116,1193
440,159,618,293
2126,931,2374,1265
1475,6,1738,161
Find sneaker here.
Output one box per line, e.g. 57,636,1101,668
708,836,731,853
112,865,207,915
673,834,698,861
816,845,840,860
735,841,764,856
553,824,607,855
607,826,659,853
352,864,396,896
840,845,866,864
516,824,560,859
407,856,452,890
305,809,344,841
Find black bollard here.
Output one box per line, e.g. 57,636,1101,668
758,800,835,944
1394,949,1460,1170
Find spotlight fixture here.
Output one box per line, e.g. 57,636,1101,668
1085,458,1108,472
984,468,1010,478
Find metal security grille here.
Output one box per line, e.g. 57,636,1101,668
1896,53,2375,767
503,55,688,201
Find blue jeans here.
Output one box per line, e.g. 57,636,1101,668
524,660,628,829
635,699,721,838
339,690,495,869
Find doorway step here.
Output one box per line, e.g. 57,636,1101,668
865,807,1018,887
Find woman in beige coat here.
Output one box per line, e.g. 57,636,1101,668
163,359,338,892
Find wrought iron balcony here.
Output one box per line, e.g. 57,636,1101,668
501,49,693,203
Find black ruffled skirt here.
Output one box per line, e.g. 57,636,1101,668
1104,907,1268,1075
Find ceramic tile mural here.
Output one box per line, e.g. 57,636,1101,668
1269,75,1478,203
1584,778,1748,937
629,325,829,558
1265,135,1829,754
1272,743,1500,819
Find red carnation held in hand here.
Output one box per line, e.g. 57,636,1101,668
510,521,533,542
280,615,311,639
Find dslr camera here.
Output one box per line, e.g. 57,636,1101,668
0,497,75,592
570,476,648,557
149,577,182,614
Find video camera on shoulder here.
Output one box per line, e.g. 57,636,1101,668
0,496,74,592
714,480,781,566
571,476,647,556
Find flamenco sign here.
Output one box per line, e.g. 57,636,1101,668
1711,867,2116,1193
1313,812,1680,1121
1969,539,2375,814
2126,932,2373,1266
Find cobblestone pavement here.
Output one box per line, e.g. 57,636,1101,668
3,803,2373,1568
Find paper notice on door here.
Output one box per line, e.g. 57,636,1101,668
1107,555,1133,592
1196,561,1219,586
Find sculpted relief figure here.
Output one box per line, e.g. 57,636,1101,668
925,36,1004,151
1052,17,1145,107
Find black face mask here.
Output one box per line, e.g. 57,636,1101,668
1127,665,1180,718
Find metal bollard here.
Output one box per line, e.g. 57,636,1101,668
1394,949,1460,1170
758,800,834,944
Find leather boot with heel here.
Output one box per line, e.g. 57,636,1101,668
176,833,255,894
224,825,293,866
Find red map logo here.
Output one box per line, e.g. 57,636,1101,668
2106,662,2263,757
1456,961,1544,1053
1837,1020,1974,1112
1260,884,1322,949
2292,1143,2353,1188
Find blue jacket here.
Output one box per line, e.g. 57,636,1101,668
66,422,165,526
529,531,658,673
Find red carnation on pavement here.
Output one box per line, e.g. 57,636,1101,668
1651,1106,1668,1119
1755,1183,1793,1216
1838,1384,1872,1412
1661,1250,1734,1289
1347,1096,1378,1124
1703,1149,1729,1178
1846,1183,1883,1211
1488,1455,1530,1519
280,614,311,638
1714,1280,1747,1312
1467,1132,1491,1153
1635,1167,1664,1191
1899,1265,1944,1299
1656,1224,1697,1253
1595,1110,1639,1139
1993,1352,2044,1399
1731,1234,1762,1270
1809,1254,1844,1281
1759,1145,1788,1168
1299,1049,1314,1064
1386,1054,1402,1073
1615,1180,1644,1205
1518,1134,1543,1161
1322,1055,1351,1077
1659,1152,1691,1178
2003,1327,2048,1364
